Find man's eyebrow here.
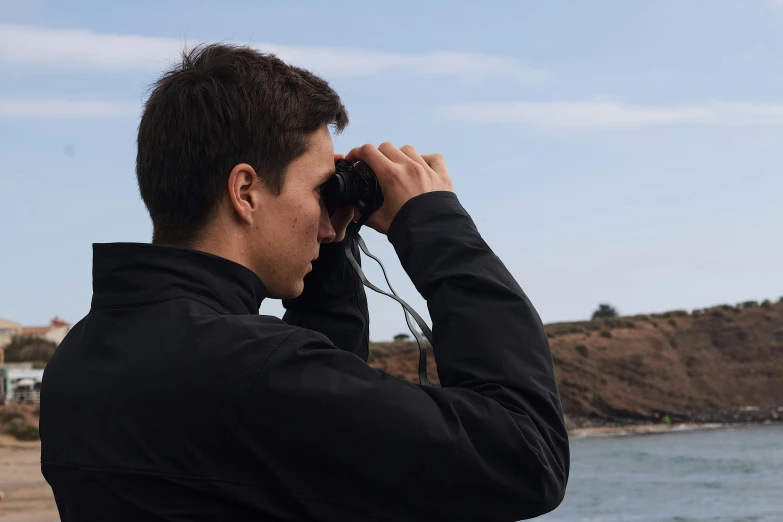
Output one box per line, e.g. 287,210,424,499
318,169,336,184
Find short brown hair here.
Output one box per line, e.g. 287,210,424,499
136,43,348,246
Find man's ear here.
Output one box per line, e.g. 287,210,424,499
227,163,261,225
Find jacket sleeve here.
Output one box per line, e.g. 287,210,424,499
238,192,569,522
281,223,369,362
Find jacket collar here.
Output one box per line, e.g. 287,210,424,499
91,243,268,315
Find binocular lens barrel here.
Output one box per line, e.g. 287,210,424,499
321,160,383,220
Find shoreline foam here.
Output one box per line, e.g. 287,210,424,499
567,421,783,439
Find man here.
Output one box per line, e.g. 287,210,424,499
40,44,569,521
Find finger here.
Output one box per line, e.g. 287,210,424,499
378,142,415,165
345,144,395,171
421,153,445,172
334,153,345,162
400,145,430,171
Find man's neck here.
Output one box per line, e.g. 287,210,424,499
190,224,253,277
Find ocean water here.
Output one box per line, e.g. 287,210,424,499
536,424,783,522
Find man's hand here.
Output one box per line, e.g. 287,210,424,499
329,154,360,243
344,143,454,235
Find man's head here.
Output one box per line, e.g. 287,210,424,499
136,43,348,299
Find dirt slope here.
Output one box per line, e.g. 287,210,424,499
368,298,783,425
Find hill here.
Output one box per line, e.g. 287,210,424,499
368,298,783,428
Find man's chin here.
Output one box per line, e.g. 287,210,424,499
274,281,305,301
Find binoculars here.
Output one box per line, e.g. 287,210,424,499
320,159,384,226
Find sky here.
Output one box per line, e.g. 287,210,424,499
1,0,782,342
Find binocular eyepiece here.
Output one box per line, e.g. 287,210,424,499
321,159,384,226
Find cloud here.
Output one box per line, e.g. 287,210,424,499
0,24,546,83
0,99,140,118
436,99,783,129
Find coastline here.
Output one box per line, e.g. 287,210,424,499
568,419,782,439
569,421,728,439
565,404,783,439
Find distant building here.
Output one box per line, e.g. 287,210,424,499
0,318,22,349
20,316,72,345
0,365,44,404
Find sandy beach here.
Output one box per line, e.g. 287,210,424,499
0,436,57,522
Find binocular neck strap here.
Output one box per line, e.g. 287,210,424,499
343,231,434,387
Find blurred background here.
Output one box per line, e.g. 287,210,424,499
0,1,782,521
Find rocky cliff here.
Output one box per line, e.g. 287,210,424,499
368,298,783,427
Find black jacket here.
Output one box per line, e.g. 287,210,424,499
40,191,569,521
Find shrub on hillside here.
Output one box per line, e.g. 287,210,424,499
591,304,618,320
668,319,677,327
0,409,25,424
599,330,612,339
3,335,57,363
575,344,588,357
629,354,644,367
20,343,56,362
762,300,772,310
742,301,759,309
4,418,39,441
705,396,721,410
